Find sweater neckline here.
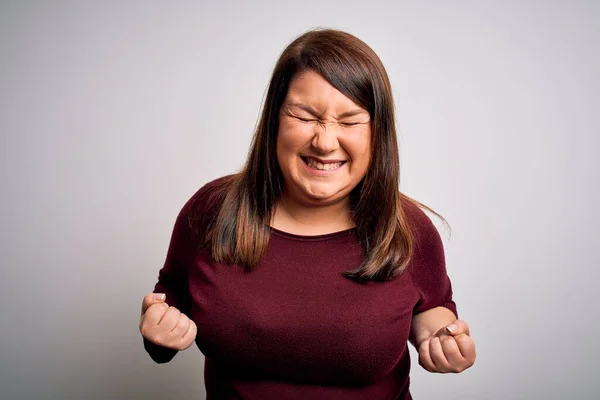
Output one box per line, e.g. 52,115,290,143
268,226,356,241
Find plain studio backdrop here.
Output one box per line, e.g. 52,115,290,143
1,1,598,399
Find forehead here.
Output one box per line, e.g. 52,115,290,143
286,70,364,110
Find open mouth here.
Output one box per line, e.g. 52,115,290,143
301,156,347,171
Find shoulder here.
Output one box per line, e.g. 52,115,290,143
399,194,446,272
185,174,236,212
399,195,439,241
400,196,455,314
180,174,237,238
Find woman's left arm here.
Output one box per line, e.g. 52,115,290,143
410,306,476,373
404,201,476,373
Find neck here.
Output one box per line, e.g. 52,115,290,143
271,192,355,235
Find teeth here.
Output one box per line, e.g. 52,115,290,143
306,158,343,171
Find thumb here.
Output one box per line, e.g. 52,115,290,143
141,292,166,315
444,319,470,337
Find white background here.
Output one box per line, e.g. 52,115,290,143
1,1,598,399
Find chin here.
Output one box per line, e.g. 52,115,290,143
302,184,348,203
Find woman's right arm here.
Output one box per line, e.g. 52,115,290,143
140,198,197,363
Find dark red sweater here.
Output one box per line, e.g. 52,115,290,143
144,177,457,399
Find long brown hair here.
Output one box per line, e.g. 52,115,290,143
194,28,441,282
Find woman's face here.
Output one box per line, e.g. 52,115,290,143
277,70,372,206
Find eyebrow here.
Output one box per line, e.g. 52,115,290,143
287,103,368,119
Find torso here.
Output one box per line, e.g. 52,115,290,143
189,228,419,388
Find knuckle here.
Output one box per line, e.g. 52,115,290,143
178,315,189,328
163,306,175,317
153,333,162,346
140,325,150,337
149,303,166,313
158,304,169,315
173,338,185,351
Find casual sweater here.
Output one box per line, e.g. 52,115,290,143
143,176,457,399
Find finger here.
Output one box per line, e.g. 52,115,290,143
172,313,191,337
418,338,436,372
445,319,470,336
158,306,181,331
141,293,166,315
181,320,197,348
141,302,169,326
440,335,464,368
429,337,451,372
454,333,477,361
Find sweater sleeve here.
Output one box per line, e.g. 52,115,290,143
143,196,196,363
406,204,458,318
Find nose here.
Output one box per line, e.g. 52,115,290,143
311,122,340,154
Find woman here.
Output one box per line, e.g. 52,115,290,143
139,28,476,399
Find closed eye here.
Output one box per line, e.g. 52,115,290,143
296,117,318,123
293,116,365,127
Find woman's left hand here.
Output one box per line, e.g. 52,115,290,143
418,319,476,373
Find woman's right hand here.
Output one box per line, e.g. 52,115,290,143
139,293,197,351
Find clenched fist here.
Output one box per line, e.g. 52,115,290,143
418,319,476,373
139,293,197,351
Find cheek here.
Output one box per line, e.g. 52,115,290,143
277,128,302,175
277,122,311,155
344,136,372,167
358,132,373,166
